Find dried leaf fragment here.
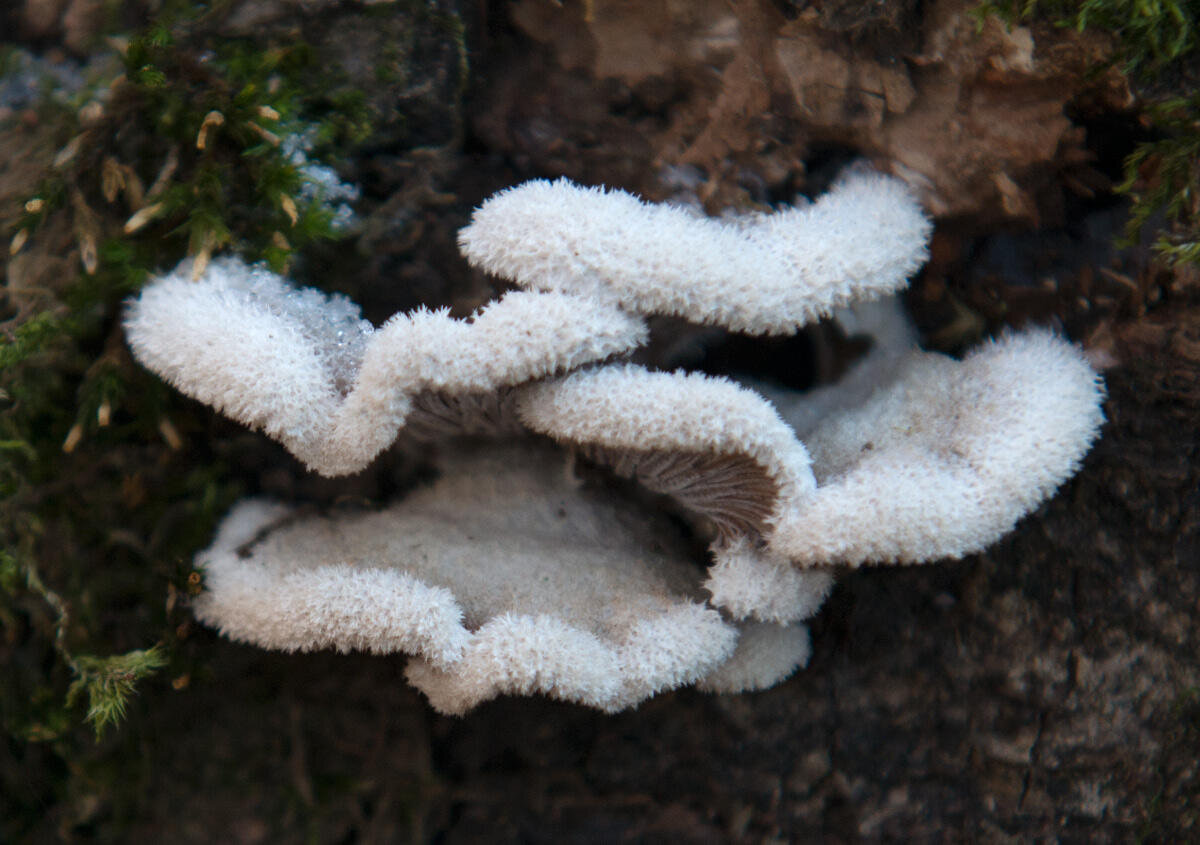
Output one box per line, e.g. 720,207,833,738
195,110,225,151
124,202,164,234
279,193,298,226
9,229,28,256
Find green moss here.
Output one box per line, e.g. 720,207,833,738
973,0,1196,75
67,647,169,739
976,0,1200,269
0,2,472,834
1117,94,1200,266
108,29,362,264
0,311,69,370
1,8,369,753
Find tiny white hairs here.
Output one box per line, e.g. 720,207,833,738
125,256,646,475
459,170,932,334
769,330,1106,565
125,168,1105,713
704,540,835,624
196,446,760,713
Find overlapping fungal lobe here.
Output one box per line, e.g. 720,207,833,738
123,167,1109,714
195,445,814,714
515,363,819,541
768,330,1106,565
457,169,933,334
123,256,647,476
704,540,834,625
517,328,1104,570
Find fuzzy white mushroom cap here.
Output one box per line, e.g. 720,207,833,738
195,444,747,714
458,169,932,334
704,539,835,624
194,498,471,665
770,330,1106,565
124,168,1111,714
517,363,818,535
516,329,1103,570
124,256,647,476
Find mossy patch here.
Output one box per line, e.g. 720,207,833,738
976,0,1200,270
1,6,375,769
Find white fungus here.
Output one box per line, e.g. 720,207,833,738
458,168,932,334
195,445,746,713
125,167,1105,713
125,256,647,476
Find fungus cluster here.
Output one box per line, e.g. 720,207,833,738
124,169,1105,714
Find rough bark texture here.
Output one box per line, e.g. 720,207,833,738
3,0,1198,841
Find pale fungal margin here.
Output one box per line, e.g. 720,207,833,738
195,445,749,713
768,330,1106,565
517,334,1103,569
124,256,647,476
125,167,1106,714
458,168,933,334
704,540,835,625
516,364,818,537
